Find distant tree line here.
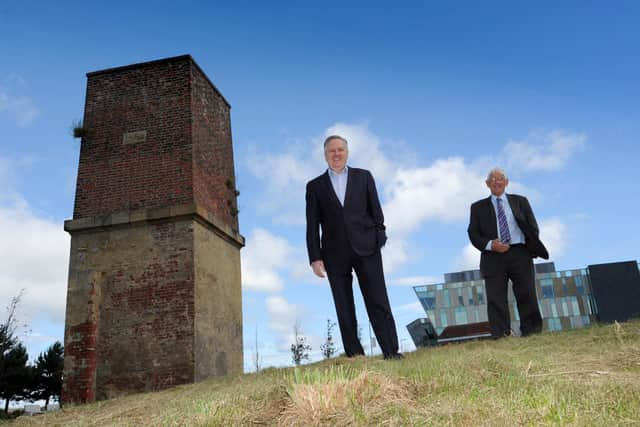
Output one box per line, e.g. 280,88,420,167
0,292,63,415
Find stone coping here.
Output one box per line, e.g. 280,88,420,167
64,203,244,248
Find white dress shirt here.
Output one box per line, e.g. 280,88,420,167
328,166,348,206
485,193,526,250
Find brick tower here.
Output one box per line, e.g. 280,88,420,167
62,55,244,402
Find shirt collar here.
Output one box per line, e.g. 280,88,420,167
491,193,508,203
328,165,348,177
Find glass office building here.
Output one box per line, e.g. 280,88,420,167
413,263,600,337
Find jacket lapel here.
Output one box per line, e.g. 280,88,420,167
322,171,343,209
343,167,354,208
507,194,529,234
485,196,498,237
506,194,522,221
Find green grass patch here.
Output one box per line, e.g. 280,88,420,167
6,320,640,426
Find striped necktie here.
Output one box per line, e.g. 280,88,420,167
497,198,511,243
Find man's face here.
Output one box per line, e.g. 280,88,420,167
324,138,348,172
486,171,508,196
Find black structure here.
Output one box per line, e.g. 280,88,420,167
438,322,492,344
588,261,640,323
406,318,438,348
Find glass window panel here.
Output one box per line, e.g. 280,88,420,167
571,298,580,316
440,310,448,327
443,290,451,308
455,307,467,324
575,275,584,295
538,301,546,317
467,306,476,323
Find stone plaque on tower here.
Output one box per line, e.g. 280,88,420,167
62,55,244,402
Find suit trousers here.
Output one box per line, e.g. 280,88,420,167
483,245,542,338
327,250,399,357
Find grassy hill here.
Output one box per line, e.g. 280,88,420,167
7,320,640,426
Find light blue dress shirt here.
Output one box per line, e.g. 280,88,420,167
328,166,348,206
485,193,526,250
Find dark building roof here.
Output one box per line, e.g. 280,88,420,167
438,322,492,343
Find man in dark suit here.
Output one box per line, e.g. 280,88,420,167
467,168,549,338
306,135,401,359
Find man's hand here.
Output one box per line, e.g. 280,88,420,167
311,260,326,278
491,239,510,253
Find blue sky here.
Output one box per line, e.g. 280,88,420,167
1,1,638,371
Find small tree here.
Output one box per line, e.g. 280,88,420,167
252,325,262,373
320,319,337,359
0,342,30,413
32,341,64,409
0,291,23,355
290,322,311,366
1,291,31,413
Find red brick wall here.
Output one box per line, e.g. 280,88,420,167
74,57,194,218
191,64,239,231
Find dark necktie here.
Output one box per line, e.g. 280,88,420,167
497,198,511,243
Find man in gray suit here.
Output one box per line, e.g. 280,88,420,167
468,168,549,338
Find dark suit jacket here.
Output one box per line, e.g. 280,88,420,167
468,193,549,277
306,167,387,273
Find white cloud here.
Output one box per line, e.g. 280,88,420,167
265,295,303,352
539,217,568,260
0,198,69,325
0,75,39,126
244,122,401,225
324,122,396,182
265,296,299,332
390,275,442,287
241,228,294,293
502,130,586,172
393,301,425,317
453,243,481,272
381,237,410,274
383,157,487,235
289,245,330,286
245,123,586,275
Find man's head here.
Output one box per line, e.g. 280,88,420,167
486,168,509,196
324,135,349,172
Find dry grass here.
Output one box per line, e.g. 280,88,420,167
6,319,640,426
280,370,419,425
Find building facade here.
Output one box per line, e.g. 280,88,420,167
409,260,640,346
